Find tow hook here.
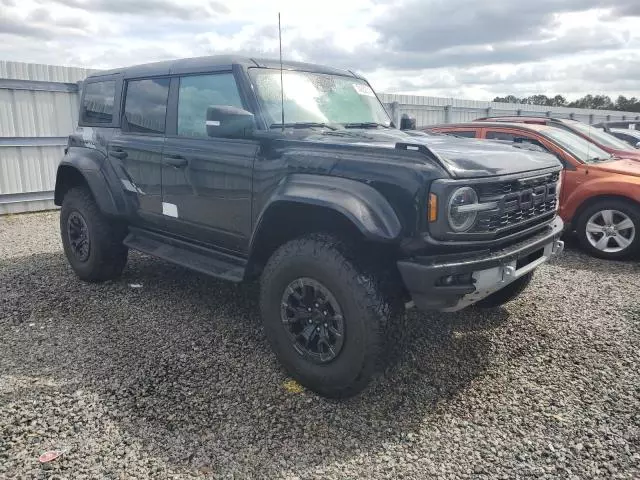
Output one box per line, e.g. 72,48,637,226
553,239,565,255
502,265,516,282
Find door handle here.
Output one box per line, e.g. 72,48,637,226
164,155,188,168
109,148,128,159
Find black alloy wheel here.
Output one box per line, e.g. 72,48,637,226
67,211,91,262
280,277,345,363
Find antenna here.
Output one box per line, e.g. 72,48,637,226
586,118,592,164
278,12,285,132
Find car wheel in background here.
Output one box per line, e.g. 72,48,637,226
576,199,640,260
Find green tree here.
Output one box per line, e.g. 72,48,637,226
493,93,639,111
616,96,640,112
550,95,567,107
492,95,522,104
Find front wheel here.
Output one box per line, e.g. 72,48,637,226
576,200,640,260
259,234,391,398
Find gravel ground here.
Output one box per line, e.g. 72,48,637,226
1,211,639,479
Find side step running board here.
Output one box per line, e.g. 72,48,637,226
124,228,246,282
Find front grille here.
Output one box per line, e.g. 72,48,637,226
477,172,559,197
473,172,559,236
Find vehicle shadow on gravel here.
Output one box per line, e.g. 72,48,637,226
2,251,508,477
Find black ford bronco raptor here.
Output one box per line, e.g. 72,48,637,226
55,56,564,397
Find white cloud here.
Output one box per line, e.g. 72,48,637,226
0,0,638,100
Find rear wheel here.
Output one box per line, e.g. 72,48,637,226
576,200,639,260
60,187,128,282
259,234,391,398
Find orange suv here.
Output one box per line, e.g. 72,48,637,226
428,121,640,260
475,116,640,161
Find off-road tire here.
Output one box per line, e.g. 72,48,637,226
475,272,534,309
60,187,128,282
575,199,640,260
260,234,392,398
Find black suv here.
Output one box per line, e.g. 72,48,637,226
55,56,564,397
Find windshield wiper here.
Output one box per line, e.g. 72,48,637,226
587,156,612,163
511,142,547,153
269,122,338,131
343,122,391,129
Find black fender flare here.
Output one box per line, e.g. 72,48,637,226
250,174,403,250
54,148,123,216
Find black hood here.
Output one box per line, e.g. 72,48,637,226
301,128,561,178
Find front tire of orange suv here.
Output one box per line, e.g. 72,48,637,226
576,199,640,260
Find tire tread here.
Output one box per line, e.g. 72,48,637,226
60,187,128,282
259,233,391,398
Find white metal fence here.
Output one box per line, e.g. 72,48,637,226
0,61,94,214
379,93,640,128
1,61,639,215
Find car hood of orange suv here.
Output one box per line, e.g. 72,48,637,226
590,158,640,177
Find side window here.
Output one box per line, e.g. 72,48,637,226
122,78,170,134
80,80,116,125
177,73,244,138
447,130,476,138
516,138,550,153
486,131,516,142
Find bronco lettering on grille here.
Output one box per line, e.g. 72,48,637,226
475,175,558,235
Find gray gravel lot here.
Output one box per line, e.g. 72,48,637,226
1,211,639,479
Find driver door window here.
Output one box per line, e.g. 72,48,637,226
177,73,244,138
445,130,477,138
485,131,516,142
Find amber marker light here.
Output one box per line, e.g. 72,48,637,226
428,193,438,222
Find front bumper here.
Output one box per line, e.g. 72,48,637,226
397,217,565,312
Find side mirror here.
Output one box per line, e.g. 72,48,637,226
206,105,254,138
635,141,640,149
400,114,416,131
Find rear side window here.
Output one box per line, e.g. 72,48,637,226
177,73,244,138
122,78,170,134
80,81,116,125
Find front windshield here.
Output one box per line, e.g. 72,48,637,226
248,68,391,127
544,127,612,163
569,122,634,150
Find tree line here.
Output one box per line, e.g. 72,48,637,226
492,94,640,112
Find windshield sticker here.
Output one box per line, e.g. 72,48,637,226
353,83,375,97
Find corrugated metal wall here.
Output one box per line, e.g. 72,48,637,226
0,61,93,214
1,61,639,215
379,93,640,128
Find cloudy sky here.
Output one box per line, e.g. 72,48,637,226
1,0,639,100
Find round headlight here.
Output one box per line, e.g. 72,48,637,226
448,187,479,232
